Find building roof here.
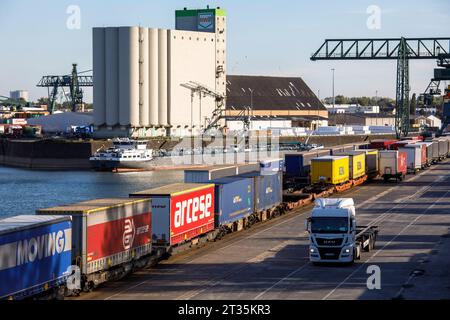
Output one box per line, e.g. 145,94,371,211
27,112,93,133
226,75,325,111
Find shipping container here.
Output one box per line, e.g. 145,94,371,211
310,156,349,185
37,198,152,275
130,183,214,247
379,150,407,181
235,163,260,175
260,158,284,175
428,140,440,162
211,177,254,228
184,165,237,183
359,149,379,177
334,151,366,180
415,142,433,165
399,144,423,173
327,146,345,155
316,149,332,157
0,215,72,300
369,139,398,150
284,150,330,177
434,138,449,159
239,171,282,212
354,142,370,150
390,140,415,150
342,144,356,152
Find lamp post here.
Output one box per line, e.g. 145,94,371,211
331,68,335,112
317,89,320,130
249,88,254,131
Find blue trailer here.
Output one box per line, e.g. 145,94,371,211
285,149,330,177
0,215,72,300
212,177,254,230
239,171,283,213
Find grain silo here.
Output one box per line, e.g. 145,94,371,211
148,28,159,126
118,26,140,127
105,27,119,126
92,28,106,126
139,27,149,127
92,7,226,138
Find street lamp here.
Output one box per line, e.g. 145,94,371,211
331,68,335,112
248,88,254,131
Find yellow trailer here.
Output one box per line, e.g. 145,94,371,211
310,156,349,185
334,151,366,180
361,149,379,176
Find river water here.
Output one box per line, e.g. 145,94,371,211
0,166,184,218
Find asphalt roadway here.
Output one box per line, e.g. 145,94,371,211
74,160,450,300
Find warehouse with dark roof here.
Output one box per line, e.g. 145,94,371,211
225,75,328,130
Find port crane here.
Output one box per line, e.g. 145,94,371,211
311,37,450,138
36,63,93,114
419,53,450,105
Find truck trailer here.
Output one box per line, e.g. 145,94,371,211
306,198,378,265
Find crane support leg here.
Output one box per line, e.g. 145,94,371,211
395,38,410,138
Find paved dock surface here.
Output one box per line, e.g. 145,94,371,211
74,160,450,300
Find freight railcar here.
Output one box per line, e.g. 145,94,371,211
211,176,255,234
310,156,350,185
334,151,366,181
0,215,72,300
239,171,283,222
129,183,216,251
36,198,152,291
379,150,407,181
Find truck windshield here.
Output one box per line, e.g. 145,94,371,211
311,217,348,233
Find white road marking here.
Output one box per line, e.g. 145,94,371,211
104,160,449,300
253,168,448,300
321,183,450,300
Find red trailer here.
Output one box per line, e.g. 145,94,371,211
379,150,407,181
369,139,398,150
390,140,415,150
36,198,152,289
130,183,215,248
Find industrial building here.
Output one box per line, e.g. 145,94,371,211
329,113,396,127
324,104,380,114
27,112,93,134
225,75,328,130
9,90,29,102
93,7,226,138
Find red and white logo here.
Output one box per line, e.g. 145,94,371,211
173,193,212,228
123,218,135,250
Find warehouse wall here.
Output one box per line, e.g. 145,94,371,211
168,30,216,131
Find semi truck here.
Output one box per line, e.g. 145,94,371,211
305,198,379,265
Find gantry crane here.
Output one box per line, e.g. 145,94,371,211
311,37,450,138
420,53,450,105
36,64,93,114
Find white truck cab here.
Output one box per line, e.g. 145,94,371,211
305,198,378,264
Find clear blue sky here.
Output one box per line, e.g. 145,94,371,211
1,0,449,103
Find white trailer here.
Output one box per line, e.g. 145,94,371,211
399,144,422,174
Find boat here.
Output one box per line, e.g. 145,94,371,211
89,138,153,171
